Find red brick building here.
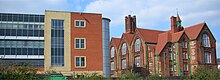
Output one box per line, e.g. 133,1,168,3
110,14,217,77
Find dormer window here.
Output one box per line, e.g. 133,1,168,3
135,39,140,52
122,43,126,55
202,34,210,47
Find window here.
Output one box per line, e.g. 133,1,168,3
169,52,173,60
51,19,64,67
122,59,126,69
174,65,177,71
135,39,141,52
75,20,86,27
122,43,126,55
183,63,188,71
182,52,188,59
111,62,114,70
170,65,173,71
202,34,210,47
75,38,86,49
75,56,86,68
182,42,187,48
111,47,115,58
204,52,211,63
135,56,141,67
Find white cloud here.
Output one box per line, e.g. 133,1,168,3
0,0,70,14
84,0,220,30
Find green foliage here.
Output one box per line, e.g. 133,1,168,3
147,75,164,80
120,70,143,80
74,72,104,80
188,66,220,80
0,64,37,80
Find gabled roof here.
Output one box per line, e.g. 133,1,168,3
155,32,171,54
184,22,205,39
136,28,165,43
123,33,134,44
111,38,121,48
172,31,184,42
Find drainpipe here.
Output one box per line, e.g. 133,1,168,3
145,42,148,76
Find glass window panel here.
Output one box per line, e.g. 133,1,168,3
17,48,22,55
39,48,44,55
76,57,80,66
2,14,7,21
39,30,44,37
0,48,4,55
22,48,27,55
80,21,84,26
13,15,18,21
11,29,16,36
33,48,38,55
6,29,10,36
28,48,33,55
76,21,79,26
11,48,16,55
28,30,33,36
33,30,38,36
8,15,12,21
18,14,23,22
5,48,10,55
0,29,4,36
23,30,28,36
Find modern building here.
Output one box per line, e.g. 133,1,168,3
0,13,44,71
0,11,111,77
110,14,217,77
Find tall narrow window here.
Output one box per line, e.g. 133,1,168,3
51,19,64,67
122,43,126,55
182,41,187,48
135,56,141,67
75,38,86,49
204,52,211,63
135,39,140,52
111,47,115,58
111,62,114,70
202,34,210,47
183,63,188,71
182,52,188,59
122,59,126,69
75,56,86,68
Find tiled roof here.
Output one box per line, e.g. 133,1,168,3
155,32,171,54
111,38,121,48
184,22,205,39
137,28,165,43
171,31,184,42
123,33,134,44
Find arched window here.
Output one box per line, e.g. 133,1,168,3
135,39,141,52
111,47,115,58
202,34,210,47
122,43,126,55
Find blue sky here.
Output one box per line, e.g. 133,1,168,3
0,0,220,57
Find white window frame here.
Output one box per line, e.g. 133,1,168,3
75,20,86,27
74,38,86,49
122,43,126,55
75,56,86,68
183,52,188,59
135,56,141,67
174,65,177,71
111,47,115,58
135,39,141,52
111,62,114,70
169,52,173,60
205,52,211,63
183,63,188,71
122,59,126,69
202,34,210,47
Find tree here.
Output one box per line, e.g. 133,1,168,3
189,66,220,80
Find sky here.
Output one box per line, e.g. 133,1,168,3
0,0,219,57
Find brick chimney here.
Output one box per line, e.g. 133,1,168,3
125,15,136,34
170,16,178,33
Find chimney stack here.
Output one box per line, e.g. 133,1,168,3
171,16,178,33
125,15,136,34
